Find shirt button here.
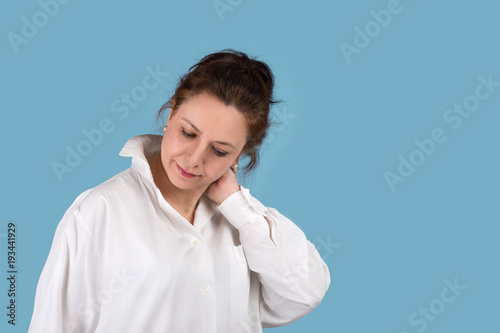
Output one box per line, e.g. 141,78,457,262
193,239,200,246
204,284,211,293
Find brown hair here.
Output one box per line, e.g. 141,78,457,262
155,49,281,179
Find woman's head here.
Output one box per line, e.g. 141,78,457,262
155,49,280,183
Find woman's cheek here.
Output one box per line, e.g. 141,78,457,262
165,135,185,154
215,166,228,179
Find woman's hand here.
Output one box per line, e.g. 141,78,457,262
205,166,240,205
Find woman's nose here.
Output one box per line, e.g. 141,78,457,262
185,143,205,167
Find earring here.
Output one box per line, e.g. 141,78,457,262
231,164,239,173
163,126,167,132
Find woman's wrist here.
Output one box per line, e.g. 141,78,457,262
217,185,241,205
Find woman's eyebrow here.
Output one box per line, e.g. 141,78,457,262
181,117,235,148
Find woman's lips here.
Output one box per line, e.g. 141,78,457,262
177,163,198,178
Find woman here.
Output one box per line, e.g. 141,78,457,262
28,49,330,332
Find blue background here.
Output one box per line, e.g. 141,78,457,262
2,0,499,331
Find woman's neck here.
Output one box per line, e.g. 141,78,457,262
147,153,206,224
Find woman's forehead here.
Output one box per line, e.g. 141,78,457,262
174,95,248,145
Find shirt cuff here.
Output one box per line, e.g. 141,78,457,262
217,185,267,229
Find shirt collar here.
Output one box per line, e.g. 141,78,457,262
118,134,218,223
119,134,163,163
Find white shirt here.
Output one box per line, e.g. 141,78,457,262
28,134,330,333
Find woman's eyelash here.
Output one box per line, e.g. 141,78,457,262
213,148,227,157
182,129,196,138
181,129,228,157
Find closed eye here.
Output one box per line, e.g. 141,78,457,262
182,129,196,138
181,129,228,157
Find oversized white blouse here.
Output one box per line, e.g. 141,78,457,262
28,134,330,333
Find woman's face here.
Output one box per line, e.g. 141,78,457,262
160,92,248,191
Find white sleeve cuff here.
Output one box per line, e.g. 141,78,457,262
217,185,267,230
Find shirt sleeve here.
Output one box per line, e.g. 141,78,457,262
28,210,103,333
217,186,331,327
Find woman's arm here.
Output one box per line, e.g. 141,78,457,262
217,185,331,327
28,210,102,333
